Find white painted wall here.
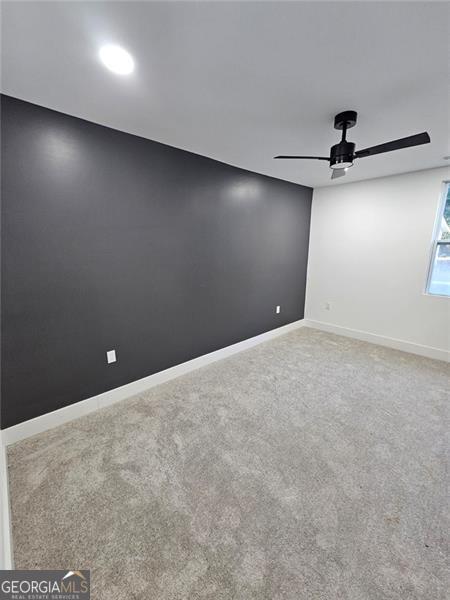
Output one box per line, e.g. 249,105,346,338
306,167,450,355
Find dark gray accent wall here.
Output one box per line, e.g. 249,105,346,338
1,95,312,428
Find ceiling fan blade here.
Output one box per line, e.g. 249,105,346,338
331,168,347,180
274,155,329,160
355,132,430,158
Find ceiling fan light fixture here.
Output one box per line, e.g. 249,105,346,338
330,160,353,170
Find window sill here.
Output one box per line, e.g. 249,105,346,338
423,291,450,299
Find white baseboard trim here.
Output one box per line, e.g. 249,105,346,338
305,319,449,362
1,319,306,448
0,431,13,569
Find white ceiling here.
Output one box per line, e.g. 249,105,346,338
2,1,449,188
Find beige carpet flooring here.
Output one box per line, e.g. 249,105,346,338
7,328,450,599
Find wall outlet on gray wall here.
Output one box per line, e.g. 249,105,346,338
276,305,281,314
106,350,117,364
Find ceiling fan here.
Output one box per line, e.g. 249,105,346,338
274,111,430,180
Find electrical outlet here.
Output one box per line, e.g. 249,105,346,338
276,305,281,314
106,349,117,364
325,302,331,311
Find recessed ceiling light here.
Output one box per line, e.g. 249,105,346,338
99,44,134,75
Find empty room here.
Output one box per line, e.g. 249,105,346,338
0,1,449,599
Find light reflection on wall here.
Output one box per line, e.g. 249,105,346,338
41,129,81,177
228,179,261,202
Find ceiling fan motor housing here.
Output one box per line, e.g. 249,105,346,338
330,141,355,169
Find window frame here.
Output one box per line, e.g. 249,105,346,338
425,180,450,298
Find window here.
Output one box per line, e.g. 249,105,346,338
427,182,450,297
